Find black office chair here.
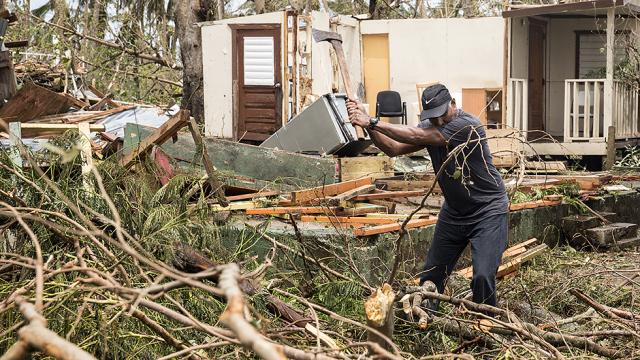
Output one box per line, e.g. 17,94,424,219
375,90,407,125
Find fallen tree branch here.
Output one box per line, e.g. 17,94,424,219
405,289,621,358
219,264,287,360
1,296,97,360
30,13,181,69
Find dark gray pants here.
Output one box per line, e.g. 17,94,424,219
419,213,508,307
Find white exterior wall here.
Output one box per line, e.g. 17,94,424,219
202,11,361,138
361,17,505,126
201,12,284,138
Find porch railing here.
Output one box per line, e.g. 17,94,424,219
564,79,605,142
613,81,640,139
507,78,528,131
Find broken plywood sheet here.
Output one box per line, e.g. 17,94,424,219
486,128,523,168
0,82,84,123
123,123,337,188
338,156,395,182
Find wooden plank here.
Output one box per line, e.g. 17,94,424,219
353,190,426,201
496,244,548,278
300,215,399,225
525,161,566,171
0,82,82,123
246,206,339,215
325,184,376,206
120,110,189,168
335,204,388,216
503,238,539,257
225,191,280,202
291,177,374,205
457,240,544,279
353,217,437,237
16,123,105,138
375,180,440,193
339,156,395,182
365,212,430,219
205,201,261,212
509,199,561,211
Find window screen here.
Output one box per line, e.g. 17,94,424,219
243,36,275,86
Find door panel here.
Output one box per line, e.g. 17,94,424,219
363,34,390,121
234,26,281,142
528,19,546,139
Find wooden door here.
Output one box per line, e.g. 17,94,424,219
363,34,390,120
233,25,281,142
528,18,546,139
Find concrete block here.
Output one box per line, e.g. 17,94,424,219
561,212,616,248
610,237,640,251
585,223,638,247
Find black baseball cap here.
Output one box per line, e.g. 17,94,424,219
420,84,452,121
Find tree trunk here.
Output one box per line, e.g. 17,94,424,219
216,0,224,19
175,1,212,124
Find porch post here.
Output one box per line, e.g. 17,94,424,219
604,7,615,135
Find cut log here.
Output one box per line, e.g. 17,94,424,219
365,284,395,352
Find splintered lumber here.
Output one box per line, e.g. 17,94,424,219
353,217,437,236
509,199,561,211
365,212,431,219
300,215,400,225
352,190,426,201
335,203,388,216
496,244,548,278
0,82,84,123
120,110,189,168
12,123,105,138
456,240,548,279
552,174,612,190
376,179,441,193
291,177,374,205
365,284,396,352
247,203,387,216
225,191,280,202
246,206,338,215
325,184,376,206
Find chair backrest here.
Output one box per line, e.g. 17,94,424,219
376,90,403,115
415,82,441,111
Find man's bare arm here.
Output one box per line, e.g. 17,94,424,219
366,127,424,157
346,100,445,157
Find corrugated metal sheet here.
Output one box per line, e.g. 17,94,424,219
244,37,274,86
